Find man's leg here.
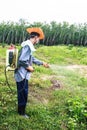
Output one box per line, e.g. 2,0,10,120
16,79,28,115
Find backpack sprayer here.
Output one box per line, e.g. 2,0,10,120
5,44,18,91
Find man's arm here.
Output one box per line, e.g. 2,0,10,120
18,45,31,68
32,56,43,65
32,56,49,68
18,45,34,72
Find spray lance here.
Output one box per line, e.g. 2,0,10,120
5,44,18,92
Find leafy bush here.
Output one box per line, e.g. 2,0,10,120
66,97,87,129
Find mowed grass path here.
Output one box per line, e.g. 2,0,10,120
0,45,87,130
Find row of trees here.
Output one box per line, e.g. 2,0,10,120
0,20,87,46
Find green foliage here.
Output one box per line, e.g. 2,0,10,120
66,97,87,129
34,45,87,65
1,21,87,46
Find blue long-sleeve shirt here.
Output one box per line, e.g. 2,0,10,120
14,41,43,82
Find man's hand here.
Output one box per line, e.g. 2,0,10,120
43,62,50,68
26,66,34,72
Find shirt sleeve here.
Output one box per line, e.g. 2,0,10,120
18,45,31,68
32,56,43,66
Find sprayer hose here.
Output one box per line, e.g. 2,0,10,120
4,65,14,92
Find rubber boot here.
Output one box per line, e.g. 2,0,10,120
18,105,25,115
18,105,29,118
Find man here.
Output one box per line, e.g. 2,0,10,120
14,28,49,118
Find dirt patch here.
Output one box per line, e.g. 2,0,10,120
66,65,87,70
50,64,87,77
40,74,63,90
66,65,87,77
50,79,63,90
29,85,50,105
29,76,63,105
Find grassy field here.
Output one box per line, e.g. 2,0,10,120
0,45,87,130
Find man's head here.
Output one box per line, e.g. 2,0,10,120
26,27,44,44
29,32,40,44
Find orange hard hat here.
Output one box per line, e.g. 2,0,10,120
26,27,44,39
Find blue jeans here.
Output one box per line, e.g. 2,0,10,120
16,79,28,106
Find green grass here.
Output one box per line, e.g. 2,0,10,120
0,45,87,130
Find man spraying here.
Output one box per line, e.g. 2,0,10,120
14,27,49,118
